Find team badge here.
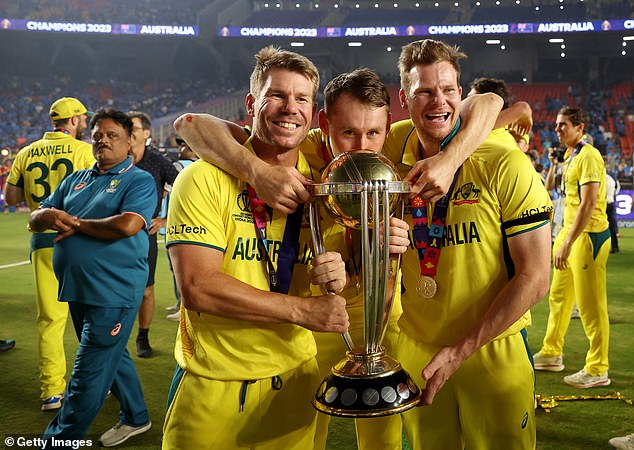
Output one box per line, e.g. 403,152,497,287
106,179,121,193
451,181,481,205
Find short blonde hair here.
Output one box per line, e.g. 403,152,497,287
249,46,320,102
399,39,466,95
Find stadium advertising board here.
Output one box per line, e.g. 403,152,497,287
0,19,198,36
217,18,634,38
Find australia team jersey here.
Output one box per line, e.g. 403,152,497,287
561,141,608,232
166,141,318,380
7,131,94,211
392,124,552,347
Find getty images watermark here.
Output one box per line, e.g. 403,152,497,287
4,435,96,449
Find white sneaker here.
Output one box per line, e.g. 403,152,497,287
99,421,152,447
533,352,564,372
166,310,180,322
563,369,611,388
609,433,634,450
165,304,179,312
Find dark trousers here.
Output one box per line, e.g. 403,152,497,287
606,202,619,251
42,303,149,446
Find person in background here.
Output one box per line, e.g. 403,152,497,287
127,111,180,357
533,106,611,389
30,108,155,447
605,171,620,253
4,97,94,411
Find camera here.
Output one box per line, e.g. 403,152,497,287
550,147,565,163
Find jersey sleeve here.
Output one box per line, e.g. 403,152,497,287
121,171,157,227
166,162,228,252
495,150,553,237
40,173,73,210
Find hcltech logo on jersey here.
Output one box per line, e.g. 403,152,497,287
106,179,121,193
451,182,481,205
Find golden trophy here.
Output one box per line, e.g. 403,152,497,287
309,150,420,417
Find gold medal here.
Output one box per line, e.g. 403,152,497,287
416,276,437,299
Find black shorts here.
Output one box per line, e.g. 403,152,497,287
147,232,158,287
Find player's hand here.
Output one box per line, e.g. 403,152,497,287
508,115,533,137
149,217,166,235
420,346,466,405
252,163,313,214
388,217,410,255
553,241,571,270
297,294,349,333
403,152,459,202
53,228,77,243
309,252,346,294
39,208,80,233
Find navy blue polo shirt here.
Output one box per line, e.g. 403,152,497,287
41,156,157,308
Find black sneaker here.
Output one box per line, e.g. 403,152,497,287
0,339,15,352
136,334,153,358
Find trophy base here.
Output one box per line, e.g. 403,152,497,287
313,349,420,417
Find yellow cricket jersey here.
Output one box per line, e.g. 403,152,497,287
6,131,94,211
166,140,318,380
393,125,553,347
561,141,608,232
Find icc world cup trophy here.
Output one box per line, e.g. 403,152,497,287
309,150,420,417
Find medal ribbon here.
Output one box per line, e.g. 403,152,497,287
561,139,586,196
247,185,304,294
410,117,462,279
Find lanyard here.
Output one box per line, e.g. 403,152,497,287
410,117,462,281
561,139,586,196
247,185,304,295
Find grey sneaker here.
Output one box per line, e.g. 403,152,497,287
533,351,564,372
609,433,634,449
99,421,152,447
563,369,611,388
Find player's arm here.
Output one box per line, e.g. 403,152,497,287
404,93,503,201
3,183,25,206
174,113,312,214
553,182,598,270
168,243,349,332
64,213,147,241
420,223,551,405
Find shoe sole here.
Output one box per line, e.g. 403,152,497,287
534,364,565,372
41,402,62,411
100,421,152,447
564,378,611,389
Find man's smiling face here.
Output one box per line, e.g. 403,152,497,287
400,60,462,153
248,67,315,153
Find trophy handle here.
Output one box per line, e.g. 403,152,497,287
308,201,355,351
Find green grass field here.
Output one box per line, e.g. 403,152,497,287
1,211,632,449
